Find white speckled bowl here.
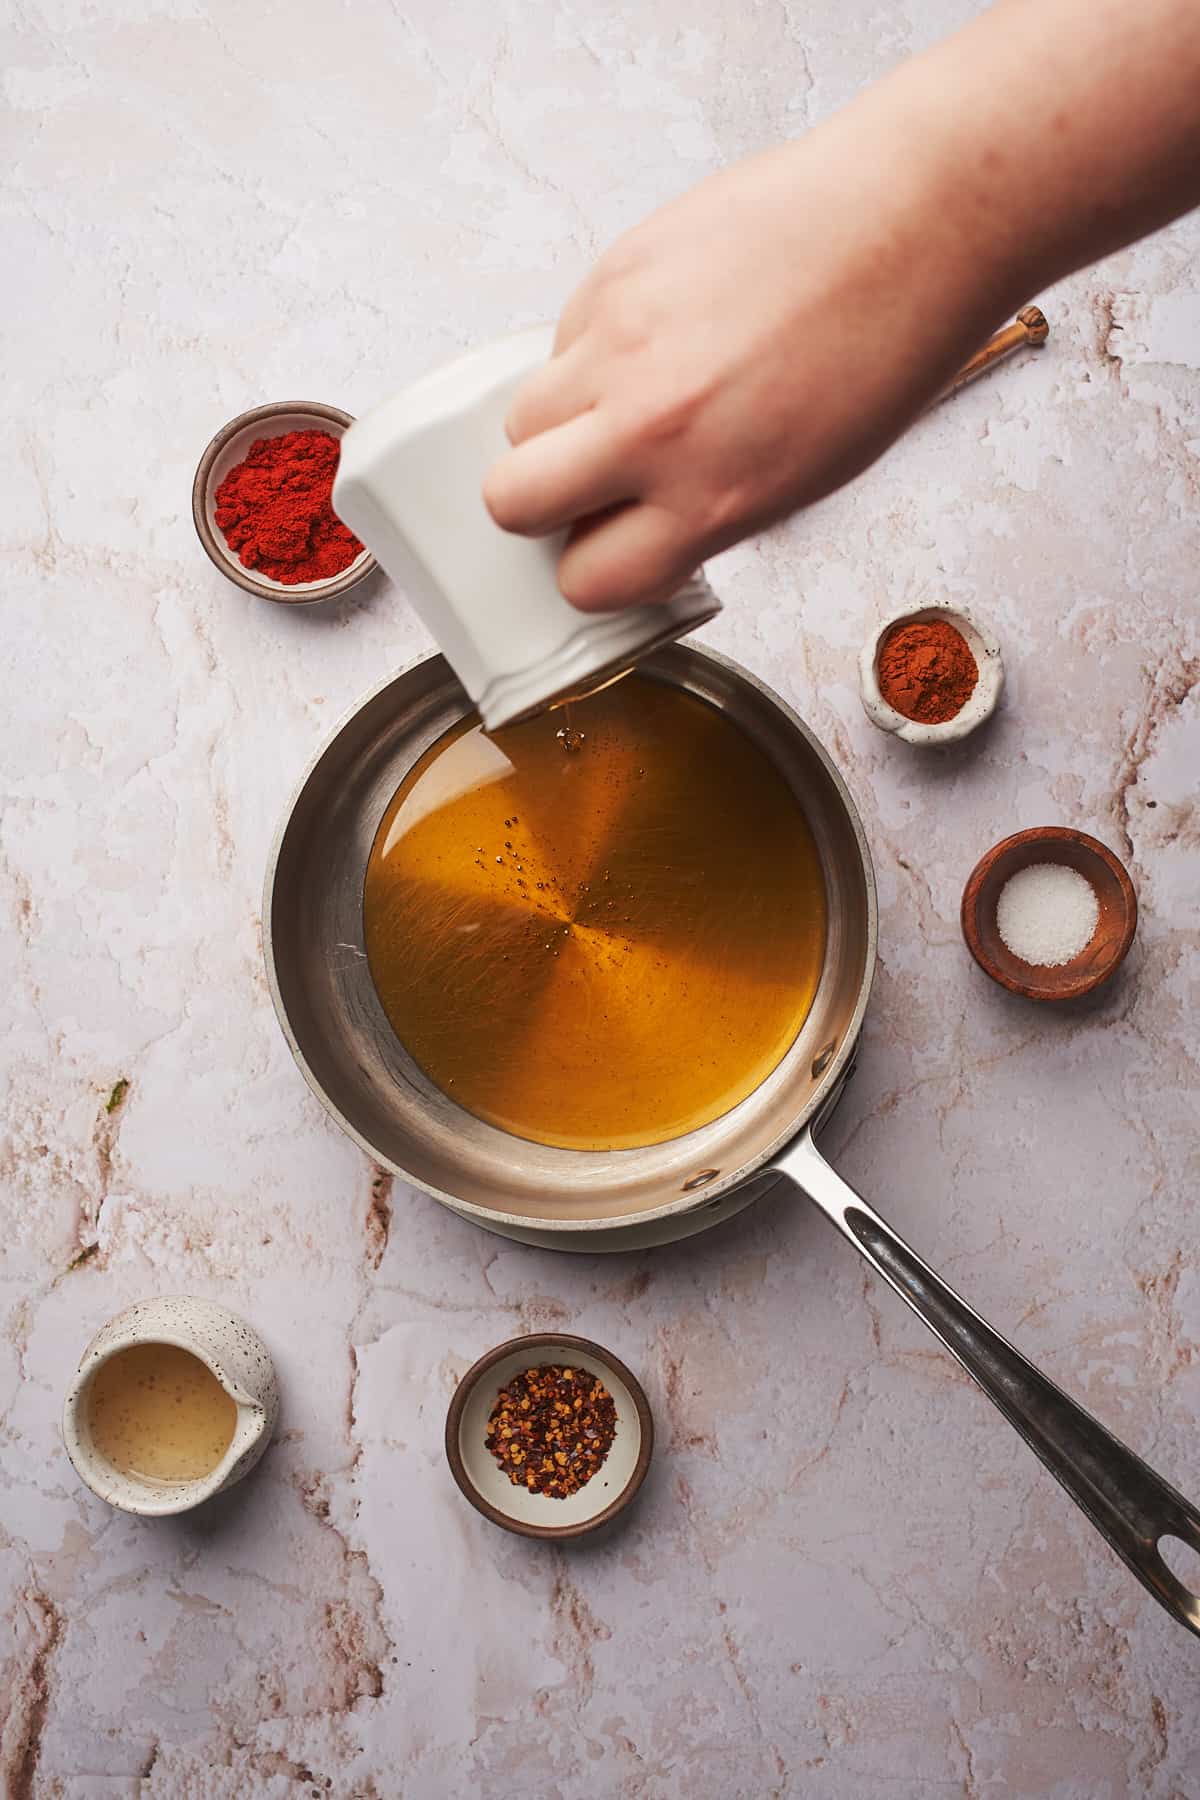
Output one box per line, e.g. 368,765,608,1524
62,1297,279,1516
859,603,1004,746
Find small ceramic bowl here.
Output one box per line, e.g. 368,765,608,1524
445,1332,653,1540
192,401,376,604
63,1296,279,1516
961,826,1137,1001
859,603,1003,746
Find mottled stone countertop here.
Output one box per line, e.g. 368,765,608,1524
4,1,1200,1794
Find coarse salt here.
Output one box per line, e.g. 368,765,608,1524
996,862,1100,967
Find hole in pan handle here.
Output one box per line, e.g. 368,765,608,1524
773,1127,1200,1639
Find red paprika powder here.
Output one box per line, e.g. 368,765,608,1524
877,618,978,723
214,429,363,585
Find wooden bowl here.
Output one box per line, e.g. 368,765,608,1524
445,1333,653,1540
192,401,376,604
961,827,1137,1001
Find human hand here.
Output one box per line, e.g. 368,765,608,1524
485,0,1200,613
483,98,1007,612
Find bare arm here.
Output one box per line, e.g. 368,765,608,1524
484,0,1200,611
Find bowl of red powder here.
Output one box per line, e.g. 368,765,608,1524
192,401,375,603
859,603,1004,745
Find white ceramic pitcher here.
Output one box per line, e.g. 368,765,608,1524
333,326,720,730
62,1297,279,1516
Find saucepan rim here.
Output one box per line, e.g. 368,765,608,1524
263,645,877,1232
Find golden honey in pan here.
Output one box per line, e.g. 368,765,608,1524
363,675,827,1151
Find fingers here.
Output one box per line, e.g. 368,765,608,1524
504,340,594,445
558,501,699,613
484,410,636,538
553,271,601,354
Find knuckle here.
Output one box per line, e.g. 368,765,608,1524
701,477,755,539
482,464,522,531
594,227,645,288
636,392,696,448
626,374,717,453
593,285,655,357
504,369,554,444
502,399,526,446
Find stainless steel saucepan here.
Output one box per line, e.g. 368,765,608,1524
265,643,1200,1637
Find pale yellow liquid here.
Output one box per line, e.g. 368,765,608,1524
363,676,827,1151
86,1343,237,1483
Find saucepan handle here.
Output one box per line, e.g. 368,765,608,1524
774,1128,1200,1638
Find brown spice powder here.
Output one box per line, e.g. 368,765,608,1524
485,1364,617,1498
877,618,979,724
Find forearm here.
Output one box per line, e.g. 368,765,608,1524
875,0,1200,321
486,0,1200,610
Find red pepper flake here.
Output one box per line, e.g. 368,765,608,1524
214,428,363,585
485,1364,617,1499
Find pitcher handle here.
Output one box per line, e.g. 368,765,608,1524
774,1128,1200,1639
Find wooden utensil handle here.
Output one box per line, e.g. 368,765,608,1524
943,304,1049,400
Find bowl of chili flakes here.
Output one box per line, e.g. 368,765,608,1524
445,1332,653,1539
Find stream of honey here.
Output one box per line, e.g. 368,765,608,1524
363,675,827,1150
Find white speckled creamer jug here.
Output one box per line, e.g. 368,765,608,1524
332,326,721,731
62,1297,279,1516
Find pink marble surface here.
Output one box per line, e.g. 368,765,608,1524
3,0,1200,1794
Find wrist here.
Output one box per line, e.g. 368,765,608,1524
792,72,1027,405
862,48,1040,343
876,0,1200,321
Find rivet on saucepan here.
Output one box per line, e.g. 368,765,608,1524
682,1168,720,1193
811,1039,838,1079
